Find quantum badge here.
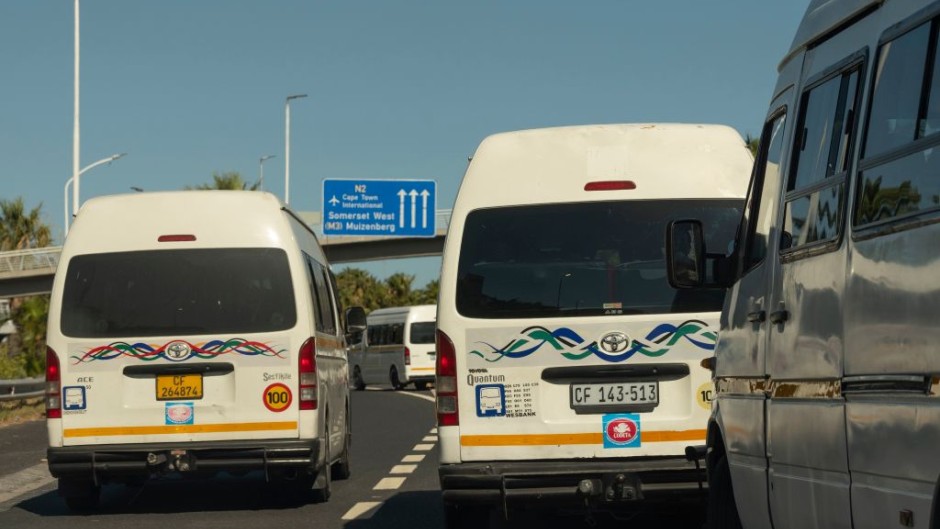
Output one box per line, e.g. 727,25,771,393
165,402,194,425
603,413,640,448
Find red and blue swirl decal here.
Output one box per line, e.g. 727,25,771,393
71,338,287,365
469,320,716,363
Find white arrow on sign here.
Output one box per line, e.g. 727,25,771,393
328,195,339,206
420,189,430,228
397,189,407,228
409,190,418,229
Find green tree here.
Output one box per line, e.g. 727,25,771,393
336,268,386,312
10,295,49,375
384,272,416,306
187,171,260,191
413,279,439,305
0,198,52,251
745,133,760,158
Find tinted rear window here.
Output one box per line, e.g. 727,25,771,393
409,321,436,344
456,200,741,319
61,248,297,338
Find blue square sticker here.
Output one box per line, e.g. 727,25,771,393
62,386,86,411
475,384,506,417
165,402,194,425
603,413,641,448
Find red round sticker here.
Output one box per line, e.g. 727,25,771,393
606,418,638,445
263,383,293,412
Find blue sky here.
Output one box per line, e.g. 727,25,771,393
0,1,809,287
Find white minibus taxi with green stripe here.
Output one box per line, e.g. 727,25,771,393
45,191,365,510
435,123,752,525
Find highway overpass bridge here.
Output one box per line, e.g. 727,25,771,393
0,210,450,298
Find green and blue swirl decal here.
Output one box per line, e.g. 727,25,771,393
469,320,716,363
71,338,286,365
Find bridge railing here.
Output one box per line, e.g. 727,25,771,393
0,247,62,276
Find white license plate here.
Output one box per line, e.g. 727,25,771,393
570,382,658,408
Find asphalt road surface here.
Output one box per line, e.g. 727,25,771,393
0,388,705,528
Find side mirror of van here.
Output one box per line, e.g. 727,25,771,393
666,220,707,288
344,306,367,341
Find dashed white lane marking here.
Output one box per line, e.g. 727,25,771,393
373,477,406,490
402,454,425,463
0,463,55,506
389,464,417,475
422,435,438,442
413,443,434,451
342,501,382,520
430,427,438,433
393,390,436,403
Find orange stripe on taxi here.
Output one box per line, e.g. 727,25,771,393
63,421,298,438
460,429,705,447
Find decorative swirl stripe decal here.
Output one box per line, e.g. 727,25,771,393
71,338,287,365
469,320,716,363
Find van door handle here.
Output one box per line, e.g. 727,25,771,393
747,310,766,323
769,310,790,324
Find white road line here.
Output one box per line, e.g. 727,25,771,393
401,454,425,463
430,427,438,434
422,435,438,442
373,477,406,490
0,463,55,506
393,390,436,403
341,501,382,520
413,443,434,451
389,464,417,475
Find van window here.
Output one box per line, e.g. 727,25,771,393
61,248,297,338
857,19,940,227
456,199,742,319
743,112,788,270
784,64,861,250
409,321,435,344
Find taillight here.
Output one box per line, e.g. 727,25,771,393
584,180,636,191
46,347,61,419
157,234,196,242
299,337,317,410
404,346,411,366
436,329,458,426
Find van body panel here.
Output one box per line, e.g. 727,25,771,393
698,1,940,527
438,124,752,510
46,191,350,489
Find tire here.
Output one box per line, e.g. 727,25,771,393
311,415,332,503
389,366,403,390
444,503,491,529
352,366,366,391
414,380,429,391
331,404,352,480
707,454,743,529
60,478,100,512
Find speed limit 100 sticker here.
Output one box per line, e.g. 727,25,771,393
696,382,715,410
263,383,293,412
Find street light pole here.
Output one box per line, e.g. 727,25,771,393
284,93,307,205
64,153,127,236
259,154,275,190
72,0,80,225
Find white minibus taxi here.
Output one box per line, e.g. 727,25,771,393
436,123,752,525
668,1,940,528
45,191,365,510
349,304,437,391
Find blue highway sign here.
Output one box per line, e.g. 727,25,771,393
322,179,437,237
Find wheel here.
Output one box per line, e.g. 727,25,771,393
311,427,332,503
444,503,492,529
59,478,100,512
389,366,403,390
414,380,429,391
331,404,352,480
707,454,743,529
352,366,366,391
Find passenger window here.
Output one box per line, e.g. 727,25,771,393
316,264,337,335
857,20,940,227
304,256,326,332
783,63,862,251
743,112,787,271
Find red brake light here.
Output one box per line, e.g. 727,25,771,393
584,180,636,191
435,329,458,426
45,347,62,419
404,346,411,366
299,338,318,410
157,234,197,242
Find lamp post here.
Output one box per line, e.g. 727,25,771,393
284,93,307,205
64,153,126,235
259,154,276,190
72,0,80,225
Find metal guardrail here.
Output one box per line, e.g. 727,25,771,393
0,247,62,275
0,377,45,402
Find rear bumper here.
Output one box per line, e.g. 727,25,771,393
48,438,321,481
439,456,705,507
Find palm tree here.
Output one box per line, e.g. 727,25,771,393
187,171,260,191
0,198,52,252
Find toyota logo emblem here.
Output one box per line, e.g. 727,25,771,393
165,341,192,361
599,332,630,354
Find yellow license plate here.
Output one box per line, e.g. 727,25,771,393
156,374,203,401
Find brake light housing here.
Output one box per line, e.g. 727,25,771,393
584,180,636,191
299,337,318,410
436,329,458,426
46,347,62,419
404,346,411,366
